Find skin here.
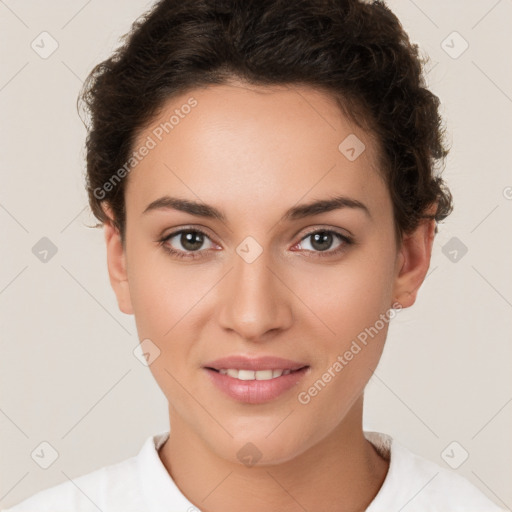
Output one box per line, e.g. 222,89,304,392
103,82,436,512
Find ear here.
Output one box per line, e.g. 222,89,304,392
392,205,437,309
102,204,134,315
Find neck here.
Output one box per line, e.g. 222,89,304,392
158,396,389,512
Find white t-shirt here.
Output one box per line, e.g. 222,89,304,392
2,431,506,512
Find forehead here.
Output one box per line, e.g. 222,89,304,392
125,83,388,222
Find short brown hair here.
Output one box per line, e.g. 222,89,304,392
78,0,453,246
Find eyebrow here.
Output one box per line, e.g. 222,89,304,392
142,194,371,222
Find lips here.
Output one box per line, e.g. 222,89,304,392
203,355,310,404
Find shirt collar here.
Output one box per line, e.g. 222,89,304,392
137,430,197,512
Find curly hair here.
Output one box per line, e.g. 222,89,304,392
78,0,453,247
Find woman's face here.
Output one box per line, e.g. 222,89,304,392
106,83,425,465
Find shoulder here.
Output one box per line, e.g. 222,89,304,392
365,431,507,512
2,452,140,512
2,431,193,512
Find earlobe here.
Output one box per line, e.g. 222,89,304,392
102,206,134,315
392,216,436,309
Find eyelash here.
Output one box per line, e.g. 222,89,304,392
158,227,354,260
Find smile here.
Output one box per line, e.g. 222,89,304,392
204,365,310,404
214,368,297,380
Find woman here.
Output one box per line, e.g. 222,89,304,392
4,0,505,510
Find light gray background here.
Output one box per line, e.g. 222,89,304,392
1,0,511,509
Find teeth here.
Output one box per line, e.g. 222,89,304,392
255,370,273,380
238,370,255,380
217,368,297,380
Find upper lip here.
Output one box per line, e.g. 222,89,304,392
204,355,308,371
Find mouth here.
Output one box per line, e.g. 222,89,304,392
203,357,310,404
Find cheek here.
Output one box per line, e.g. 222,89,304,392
303,252,395,342
126,256,204,394
296,284,392,426
126,242,204,337
294,248,395,395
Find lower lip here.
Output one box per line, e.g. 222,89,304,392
204,367,309,404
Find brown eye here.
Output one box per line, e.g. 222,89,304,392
295,229,353,258
175,230,206,251
160,228,217,259
309,231,336,252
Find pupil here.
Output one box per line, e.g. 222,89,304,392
311,232,332,252
182,231,203,251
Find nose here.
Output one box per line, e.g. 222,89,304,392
217,247,293,343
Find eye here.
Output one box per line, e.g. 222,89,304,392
159,228,218,259
294,229,353,257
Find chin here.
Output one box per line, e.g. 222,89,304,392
205,426,316,468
